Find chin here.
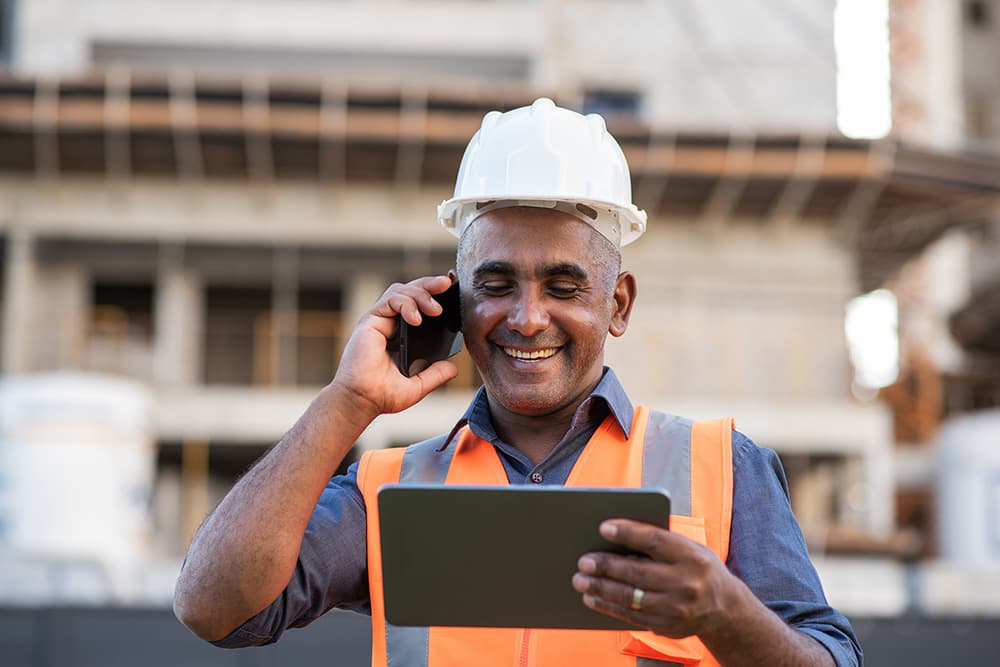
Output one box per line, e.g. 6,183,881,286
488,387,565,416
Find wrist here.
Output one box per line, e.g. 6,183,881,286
317,380,382,432
698,569,753,646
277,382,377,480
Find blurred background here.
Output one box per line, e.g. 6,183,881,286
0,0,999,664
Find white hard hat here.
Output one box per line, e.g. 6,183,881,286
437,97,647,247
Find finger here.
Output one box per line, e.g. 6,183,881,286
411,274,453,290
599,519,686,561
580,592,659,630
402,275,454,308
572,571,629,604
572,571,661,614
402,277,451,317
374,277,452,324
423,274,456,296
363,290,441,343
407,359,429,376
576,553,672,592
386,294,423,327
407,360,459,395
386,287,438,325
377,295,421,326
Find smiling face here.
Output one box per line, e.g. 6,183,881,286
456,207,635,421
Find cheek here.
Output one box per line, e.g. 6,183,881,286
462,298,502,338
563,310,613,347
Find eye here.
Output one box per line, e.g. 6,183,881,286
475,281,513,296
548,282,580,297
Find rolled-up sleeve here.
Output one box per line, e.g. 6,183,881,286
727,431,863,667
212,461,370,648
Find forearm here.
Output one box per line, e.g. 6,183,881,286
700,575,836,667
174,276,460,642
173,382,375,641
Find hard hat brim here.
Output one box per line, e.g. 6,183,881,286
438,196,647,247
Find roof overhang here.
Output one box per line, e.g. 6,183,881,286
1,71,998,291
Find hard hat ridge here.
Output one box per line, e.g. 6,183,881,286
479,109,503,138
438,97,647,246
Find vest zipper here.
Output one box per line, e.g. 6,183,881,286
518,628,531,667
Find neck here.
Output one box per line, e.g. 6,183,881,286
488,406,574,466
485,379,602,466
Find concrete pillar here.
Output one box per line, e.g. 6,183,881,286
865,424,896,536
180,438,210,546
923,0,966,149
33,265,88,370
344,272,387,342
2,229,36,374
154,250,203,386
890,0,966,149
534,0,577,101
272,248,299,386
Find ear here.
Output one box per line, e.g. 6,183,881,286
608,271,637,337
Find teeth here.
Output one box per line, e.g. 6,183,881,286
502,347,559,361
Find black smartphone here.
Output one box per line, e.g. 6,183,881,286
389,282,463,377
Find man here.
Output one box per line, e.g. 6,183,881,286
174,99,862,666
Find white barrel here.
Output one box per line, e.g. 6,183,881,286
0,372,153,568
936,409,1000,565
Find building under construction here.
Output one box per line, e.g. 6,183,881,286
0,1,999,664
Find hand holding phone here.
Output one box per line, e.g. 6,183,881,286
388,281,463,377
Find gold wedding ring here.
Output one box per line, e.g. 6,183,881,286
630,586,645,611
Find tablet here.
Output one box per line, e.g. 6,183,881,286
377,484,671,629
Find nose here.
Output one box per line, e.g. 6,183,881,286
506,287,550,336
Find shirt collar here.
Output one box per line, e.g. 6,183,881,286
436,366,634,451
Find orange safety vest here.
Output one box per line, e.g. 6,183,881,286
357,406,734,667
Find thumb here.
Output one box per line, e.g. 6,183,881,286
410,359,460,395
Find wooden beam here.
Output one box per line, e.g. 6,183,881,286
625,143,878,181
1,72,997,231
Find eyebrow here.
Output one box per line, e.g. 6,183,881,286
541,262,588,281
472,261,516,280
472,261,589,281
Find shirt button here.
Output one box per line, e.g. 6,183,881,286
530,472,543,484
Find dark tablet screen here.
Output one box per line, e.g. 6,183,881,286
378,484,671,629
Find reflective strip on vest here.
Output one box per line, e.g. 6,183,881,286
383,436,451,664
399,434,453,485
362,408,730,667
642,411,693,516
